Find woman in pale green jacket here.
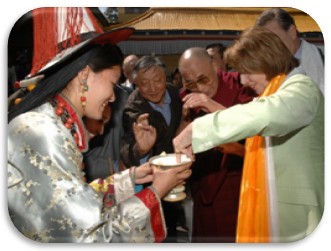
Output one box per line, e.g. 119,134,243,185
173,26,324,243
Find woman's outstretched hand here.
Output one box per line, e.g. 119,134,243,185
173,122,194,162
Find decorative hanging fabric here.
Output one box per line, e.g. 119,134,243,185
30,7,104,76
236,74,286,243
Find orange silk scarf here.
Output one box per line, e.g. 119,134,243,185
236,74,286,243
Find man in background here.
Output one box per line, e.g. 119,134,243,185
120,54,139,93
121,55,185,242
256,7,324,94
206,43,227,72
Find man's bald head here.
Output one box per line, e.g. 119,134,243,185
179,47,212,68
123,54,139,81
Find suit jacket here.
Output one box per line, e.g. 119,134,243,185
296,39,324,94
121,84,182,167
192,70,324,242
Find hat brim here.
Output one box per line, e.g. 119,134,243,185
34,27,135,77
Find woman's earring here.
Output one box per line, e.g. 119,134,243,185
81,78,88,111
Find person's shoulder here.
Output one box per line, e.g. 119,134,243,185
125,89,140,102
217,70,241,89
114,84,130,100
123,90,146,112
218,69,240,79
10,105,49,123
166,83,180,95
301,39,323,56
122,85,135,94
283,70,321,95
286,71,316,85
115,84,129,93
9,104,61,136
303,39,324,64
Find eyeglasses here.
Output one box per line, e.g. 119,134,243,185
182,76,210,91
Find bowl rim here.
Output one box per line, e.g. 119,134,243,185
149,153,192,167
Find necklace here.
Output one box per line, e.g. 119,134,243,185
49,95,88,152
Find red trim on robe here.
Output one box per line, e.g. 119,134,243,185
135,189,166,243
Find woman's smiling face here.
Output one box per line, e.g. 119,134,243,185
85,66,121,120
240,73,269,95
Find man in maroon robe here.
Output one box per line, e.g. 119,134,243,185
178,47,256,242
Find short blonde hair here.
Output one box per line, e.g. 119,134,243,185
225,26,298,80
